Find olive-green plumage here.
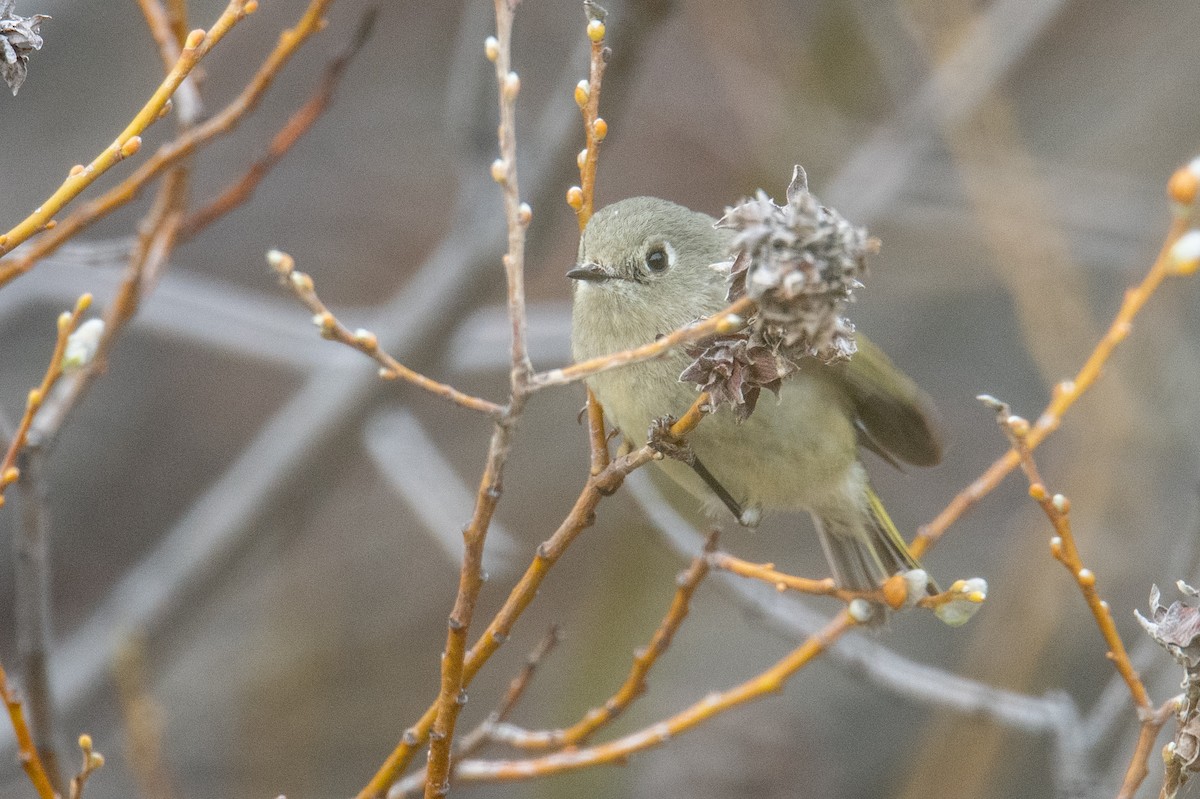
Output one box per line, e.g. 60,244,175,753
569,197,942,595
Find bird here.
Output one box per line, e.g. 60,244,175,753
569,196,942,598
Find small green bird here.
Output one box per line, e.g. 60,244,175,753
569,196,942,597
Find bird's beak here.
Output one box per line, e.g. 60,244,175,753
566,262,615,282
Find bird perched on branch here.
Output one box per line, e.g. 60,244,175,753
569,185,942,609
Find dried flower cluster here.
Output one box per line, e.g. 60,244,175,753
0,0,48,95
681,166,878,420
1137,581,1200,791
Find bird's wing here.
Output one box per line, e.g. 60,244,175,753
829,334,944,468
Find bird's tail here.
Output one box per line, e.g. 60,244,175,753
813,482,935,596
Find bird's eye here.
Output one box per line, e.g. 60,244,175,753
644,242,673,274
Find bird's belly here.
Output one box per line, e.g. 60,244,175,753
588,360,858,513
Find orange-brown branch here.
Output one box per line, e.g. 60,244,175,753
531,296,753,390
450,613,853,783
912,189,1194,558
0,0,257,271
268,250,504,417
180,9,377,239
0,295,92,508
1,661,57,799
492,533,716,752
358,395,713,799
0,0,335,288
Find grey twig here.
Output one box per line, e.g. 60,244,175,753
13,447,65,795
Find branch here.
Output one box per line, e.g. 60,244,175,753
0,660,57,799
986,397,1152,710
982,397,1174,798
912,163,1200,558
566,1,610,229
389,626,562,797
0,0,257,270
0,0,337,287
134,0,204,125
179,8,378,239
359,395,712,799
0,294,93,508
424,0,539,791
12,448,64,795
450,613,852,784
267,250,504,418
528,295,754,390
490,532,716,751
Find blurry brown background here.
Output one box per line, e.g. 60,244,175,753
2,0,1200,797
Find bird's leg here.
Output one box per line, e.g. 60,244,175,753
646,416,760,528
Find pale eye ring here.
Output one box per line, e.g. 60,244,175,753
644,241,675,274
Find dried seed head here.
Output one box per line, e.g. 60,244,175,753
0,6,49,95
716,165,874,366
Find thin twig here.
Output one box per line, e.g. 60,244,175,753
984,398,1171,798
0,295,93,508
68,734,105,799
134,0,204,124
268,250,503,418
585,388,610,475
988,400,1152,711
528,296,753,390
0,0,257,271
450,613,853,783
0,0,336,287
28,170,188,450
0,661,57,799
912,188,1196,558
391,626,562,797
424,0,537,792
13,448,64,795
179,8,378,239
569,0,610,230
360,395,713,799
489,533,716,751
707,550,853,603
